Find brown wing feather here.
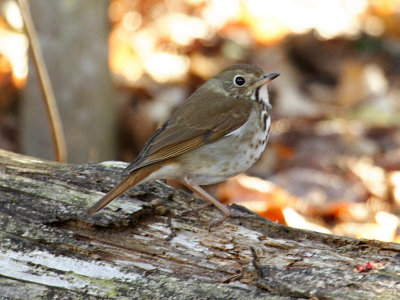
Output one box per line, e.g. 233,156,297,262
146,135,205,161
124,83,252,174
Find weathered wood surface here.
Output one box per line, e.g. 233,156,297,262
0,149,400,299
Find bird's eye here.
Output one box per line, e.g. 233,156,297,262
234,76,246,86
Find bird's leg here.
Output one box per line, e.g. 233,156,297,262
180,179,231,217
179,183,219,216
179,179,254,230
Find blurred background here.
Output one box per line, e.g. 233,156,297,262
1,0,400,242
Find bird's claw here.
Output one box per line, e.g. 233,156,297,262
207,208,254,231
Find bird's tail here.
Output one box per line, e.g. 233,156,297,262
85,164,161,217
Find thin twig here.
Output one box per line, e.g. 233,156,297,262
17,0,67,162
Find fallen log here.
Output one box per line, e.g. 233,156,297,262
0,149,399,299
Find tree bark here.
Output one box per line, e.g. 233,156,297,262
0,149,399,299
19,0,116,163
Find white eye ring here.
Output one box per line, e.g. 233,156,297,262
234,75,246,86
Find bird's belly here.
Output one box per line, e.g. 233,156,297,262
178,109,270,185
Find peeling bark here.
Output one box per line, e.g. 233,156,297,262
0,149,400,299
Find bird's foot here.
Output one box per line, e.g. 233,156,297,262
207,207,254,231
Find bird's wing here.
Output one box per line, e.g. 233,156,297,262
124,93,252,174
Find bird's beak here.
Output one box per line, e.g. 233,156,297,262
254,72,280,87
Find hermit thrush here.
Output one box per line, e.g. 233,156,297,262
86,64,279,222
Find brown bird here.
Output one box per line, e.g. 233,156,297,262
86,64,279,222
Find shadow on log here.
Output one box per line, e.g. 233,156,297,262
1,149,400,299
